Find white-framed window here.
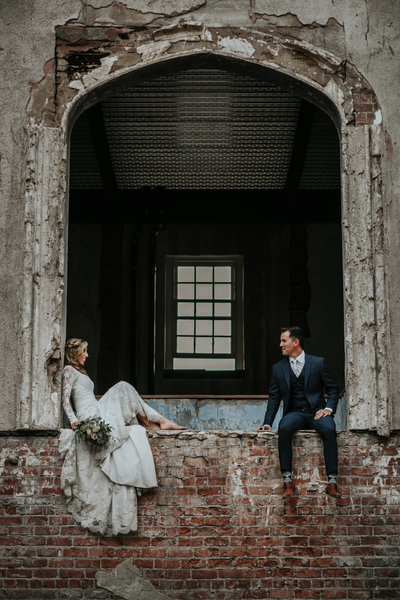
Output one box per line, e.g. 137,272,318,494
165,256,244,372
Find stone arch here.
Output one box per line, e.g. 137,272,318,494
20,25,389,434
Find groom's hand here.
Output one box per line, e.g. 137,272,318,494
314,409,332,420
258,424,272,430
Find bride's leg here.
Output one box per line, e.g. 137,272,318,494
137,413,186,430
121,383,186,430
137,414,160,430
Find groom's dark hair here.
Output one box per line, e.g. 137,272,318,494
281,326,305,349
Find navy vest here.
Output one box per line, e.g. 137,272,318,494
288,367,312,412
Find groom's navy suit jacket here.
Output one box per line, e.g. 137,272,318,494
263,354,339,427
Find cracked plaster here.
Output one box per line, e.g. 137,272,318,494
96,558,172,599
68,55,119,90
51,26,354,131
252,0,357,27
70,0,207,27
217,36,256,57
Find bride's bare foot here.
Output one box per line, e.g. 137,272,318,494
144,421,161,430
137,414,160,430
158,418,186,430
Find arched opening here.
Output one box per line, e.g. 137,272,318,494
66,54,344,426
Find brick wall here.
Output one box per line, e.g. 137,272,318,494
1,431,399,599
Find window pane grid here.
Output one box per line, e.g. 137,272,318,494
175,264,233,357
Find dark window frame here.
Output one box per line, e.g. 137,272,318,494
164,255,244,373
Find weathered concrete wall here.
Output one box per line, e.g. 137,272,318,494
146,395,347,431
0,431,399,599
0,1,399,430
0,1,82,430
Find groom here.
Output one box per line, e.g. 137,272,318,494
259,326,340,498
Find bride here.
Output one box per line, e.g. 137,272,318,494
59,338,185,536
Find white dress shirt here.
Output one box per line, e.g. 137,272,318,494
289,351,305,377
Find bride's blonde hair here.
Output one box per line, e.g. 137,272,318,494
65,338,88,374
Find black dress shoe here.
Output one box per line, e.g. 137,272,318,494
326,482,340,498
283,481,295,498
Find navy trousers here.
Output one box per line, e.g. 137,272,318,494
278,410,338,475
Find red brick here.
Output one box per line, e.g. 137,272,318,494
142,547,167,558
63,548,88,557
30,568,58,579
1,432,399,599
88,547,115,557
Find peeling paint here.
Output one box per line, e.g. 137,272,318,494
203,27,212,42
96,558,171,599
86,0,204,15
262,42,279,57
137,40,171,61
68,54,119,90
251,0,350,27
153,22,205,43
217,36,255,58
324,78,345,108
373,109,382,125
71,0,207,28
230,464,253,504
68,56,118,91
82,55,118,88
69,79,84,91
284,36,344,70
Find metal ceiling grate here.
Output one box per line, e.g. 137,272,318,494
101,68,301,190
70,65,340,192
70,113,103,190
299,110,341,190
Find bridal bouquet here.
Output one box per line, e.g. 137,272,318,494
75,417,112,448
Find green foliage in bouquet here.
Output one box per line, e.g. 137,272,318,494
75,416,112,447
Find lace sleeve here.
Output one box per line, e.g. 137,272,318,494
62,366,79,424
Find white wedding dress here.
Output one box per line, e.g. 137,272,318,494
59,365,163,536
